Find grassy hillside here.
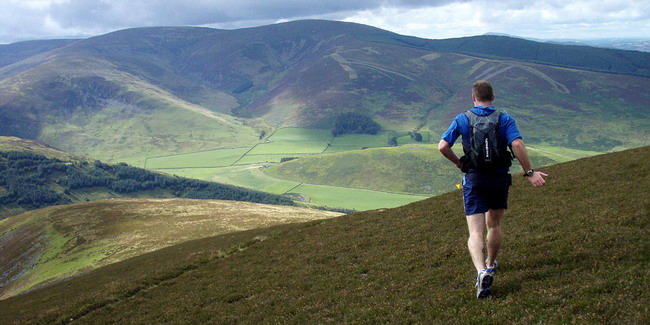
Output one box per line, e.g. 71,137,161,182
366,33,650,77
0,136,85,161
0,54,258,162
0,198,341,300
266,143,587,195
0,137,294,219
0,39,77,68
1,146,647,324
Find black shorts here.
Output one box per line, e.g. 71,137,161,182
462,172,512,215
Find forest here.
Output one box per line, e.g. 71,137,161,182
0,151,294,214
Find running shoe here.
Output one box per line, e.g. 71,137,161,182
475,269,494,299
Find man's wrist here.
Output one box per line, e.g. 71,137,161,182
523,169,535,177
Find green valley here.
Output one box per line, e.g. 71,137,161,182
1,20,649,211
137,127,598,210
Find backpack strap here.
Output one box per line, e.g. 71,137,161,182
464,109,500,125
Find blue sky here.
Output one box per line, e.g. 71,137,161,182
1,0,649,44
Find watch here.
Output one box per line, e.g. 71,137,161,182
523,169,535,177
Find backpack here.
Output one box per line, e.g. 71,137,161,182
460,110,513,172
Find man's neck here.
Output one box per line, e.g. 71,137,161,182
474,101,493,107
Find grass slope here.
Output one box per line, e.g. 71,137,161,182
265,143,591,195
0,136,86,161
267,144,458,195
0,198,341,300
1,146,648,323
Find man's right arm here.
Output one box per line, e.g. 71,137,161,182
438,139,461,169
511,138,547,187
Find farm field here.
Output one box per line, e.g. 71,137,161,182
143,128,433,211
288,184,429,211
145,147,252,169
163,164,428,211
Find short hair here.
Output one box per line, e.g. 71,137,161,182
472,80,495,102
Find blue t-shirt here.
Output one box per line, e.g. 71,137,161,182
441,106,522,147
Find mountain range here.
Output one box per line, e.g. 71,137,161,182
1,20,649,163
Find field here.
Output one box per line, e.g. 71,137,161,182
137,128,435,211
132,127,602,211
145,147,252,169
286,184,428,211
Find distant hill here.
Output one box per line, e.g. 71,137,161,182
0,39,77,68
265,143,580,195
0,198,341,299
1,20,649,163
367,33,650,77
0,137,294,219
1,145,647,324
548,38,650,53
266,144,460,195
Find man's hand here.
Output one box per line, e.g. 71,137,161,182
527,171,548,187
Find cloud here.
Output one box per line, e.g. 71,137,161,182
44,0,459,29
342,0,650,39
0,0,648,44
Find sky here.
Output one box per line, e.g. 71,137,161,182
1,0,649,44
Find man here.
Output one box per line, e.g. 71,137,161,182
438,80,547,298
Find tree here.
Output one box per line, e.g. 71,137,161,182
332,113,381,137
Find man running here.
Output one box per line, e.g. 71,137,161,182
438,80,547,298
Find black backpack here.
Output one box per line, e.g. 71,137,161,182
460,110,513,172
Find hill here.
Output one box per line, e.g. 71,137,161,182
265,143,585,195
0,39,77,68
0,137,294,219
367,33,650,77
0,198,341,300
0,20,649,164
1,146,647,323
266,144,460,195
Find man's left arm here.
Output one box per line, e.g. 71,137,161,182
511,139,547,187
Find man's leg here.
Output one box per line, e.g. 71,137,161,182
466,213,486,273
485,208,504,268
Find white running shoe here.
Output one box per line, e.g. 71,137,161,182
475,268,494,299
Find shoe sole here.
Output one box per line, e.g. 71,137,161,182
480,273,493,289
477,287,492,299
476,273,493,298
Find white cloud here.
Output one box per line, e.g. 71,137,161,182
342,0,650,39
